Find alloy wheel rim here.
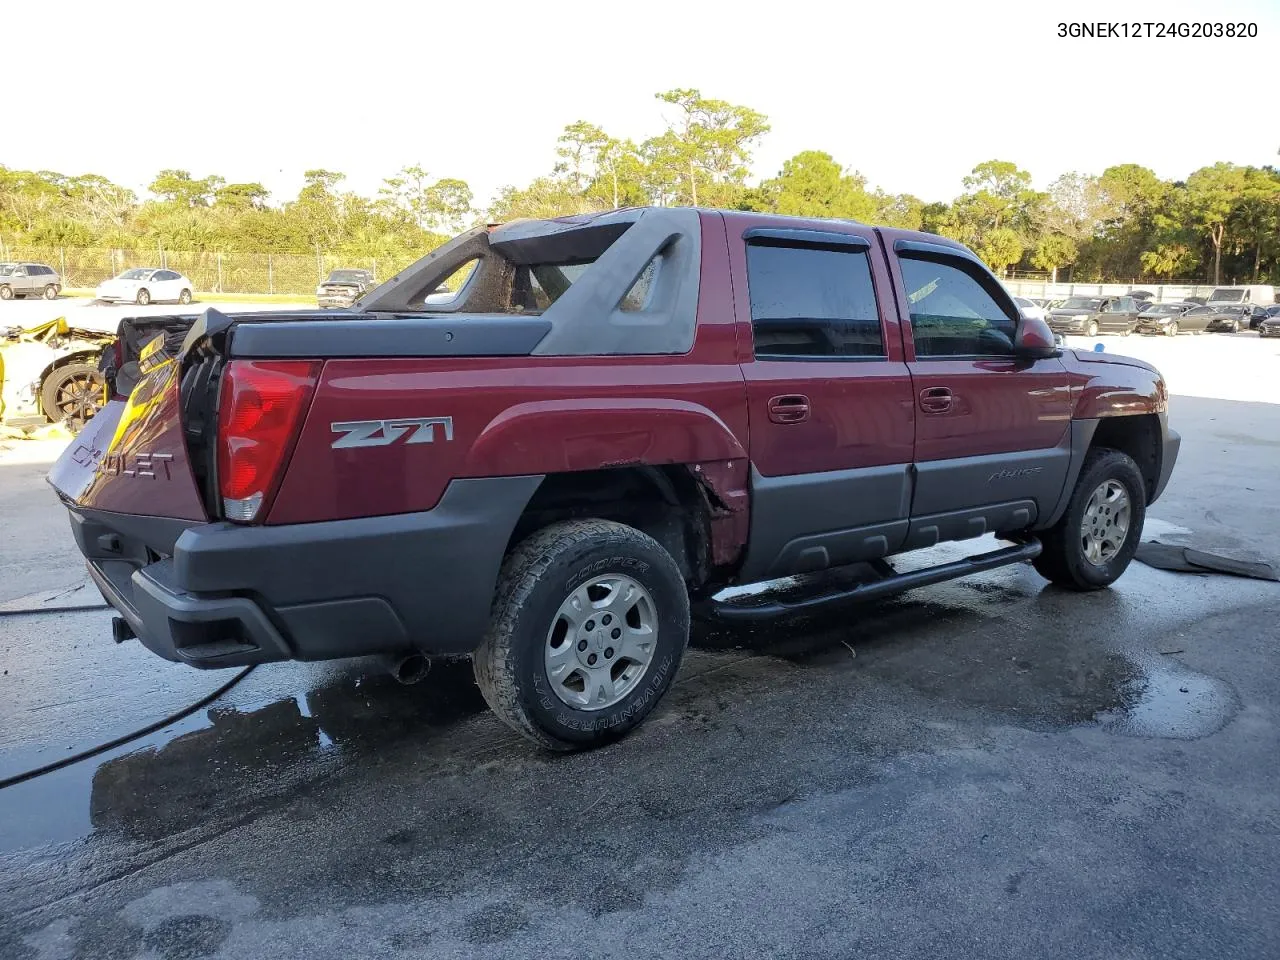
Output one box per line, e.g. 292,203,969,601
544,574,657,711
57,374,104,422
1080,479,1131,566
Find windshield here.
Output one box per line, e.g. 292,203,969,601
1061,297,1101,310
0,264,14,276
1208,288,1245,302
327,270,369,283
118,268,152,280
1186,307,1214,316
1143,304,1182,315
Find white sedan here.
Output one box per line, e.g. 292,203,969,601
1013,296,1048,323
96,268,194,305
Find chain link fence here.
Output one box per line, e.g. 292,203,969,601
0,244,430,296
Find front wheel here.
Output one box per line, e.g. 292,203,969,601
1033,449,1146,591
473,519,690,751
0,285,12,301
41,363,107,427
1086,320,1099,337
1166,321,1178,337
135,288,151,305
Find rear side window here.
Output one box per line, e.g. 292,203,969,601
899,256,1017,357
745,242,884,359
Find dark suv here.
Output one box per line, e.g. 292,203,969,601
1047,295,1143,337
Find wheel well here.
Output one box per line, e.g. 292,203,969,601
1091,415,1160,502
508,466,713,588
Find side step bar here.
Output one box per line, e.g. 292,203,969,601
698,540,1042,623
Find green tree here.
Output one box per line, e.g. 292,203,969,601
215,182,271,210
874,192,924,230
148,169,224,207
1140,243,1200,278
976,226,1024,275
763,151,877,221
379,165,474,234
642,88,769,206
1031,234,1077,282
1183,163,1247,284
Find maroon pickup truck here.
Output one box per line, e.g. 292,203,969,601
49,207,1179,750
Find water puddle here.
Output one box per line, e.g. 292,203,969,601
1094,657,1238,740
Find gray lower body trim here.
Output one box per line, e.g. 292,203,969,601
911,439,1072,519
904,500,1037,549
740,464,913,580
71,475,544,666
1151,414,1180,505
1037,419,1099,529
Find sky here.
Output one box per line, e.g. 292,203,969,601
5,0,1277,209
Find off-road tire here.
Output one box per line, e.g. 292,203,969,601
1033,448,1146,591
473,519,690,751
136,288,151,305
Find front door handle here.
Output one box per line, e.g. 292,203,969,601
768,394,810,424
919,386,953,413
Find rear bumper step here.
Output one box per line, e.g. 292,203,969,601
697,540,1042,623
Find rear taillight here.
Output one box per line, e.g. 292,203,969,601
216,360,320,523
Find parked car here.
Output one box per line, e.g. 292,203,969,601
1205,285,1275,310
1013,296,1047,323
1135,302,1200,336
96,269,194,305
49,207,1180,752
1047,295,1143,336
1,316,114,426
317,269,376,308
1259,313,1280,338
0,262,63,300
1205,303,1269,333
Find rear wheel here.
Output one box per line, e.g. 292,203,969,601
135,288,151,305
1086,320,1099,337
43,284,59,300
1033,448,1145,591
473,519,690,751
41,363,106,428
178,288,192,305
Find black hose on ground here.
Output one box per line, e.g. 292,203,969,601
0,664,255,790
0,603,109,617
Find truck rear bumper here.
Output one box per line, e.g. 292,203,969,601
69,475,543,669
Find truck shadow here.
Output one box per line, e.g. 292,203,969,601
86,569,1139,844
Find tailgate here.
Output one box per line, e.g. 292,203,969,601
48,320,210,522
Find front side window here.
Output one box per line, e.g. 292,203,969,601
745,241,884,359
899,256,1017,358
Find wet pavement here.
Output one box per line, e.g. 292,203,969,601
1,392,1278,959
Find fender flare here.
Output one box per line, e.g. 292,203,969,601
463,397,747,476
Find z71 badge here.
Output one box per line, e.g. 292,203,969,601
330,417,454,449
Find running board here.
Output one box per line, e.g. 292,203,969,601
698,540,1042,623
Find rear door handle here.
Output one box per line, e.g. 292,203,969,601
768,394,810,424
919,386,953,413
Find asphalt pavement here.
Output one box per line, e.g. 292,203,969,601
1,333,1278,959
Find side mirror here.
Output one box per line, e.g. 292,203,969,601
1013,315,1060,359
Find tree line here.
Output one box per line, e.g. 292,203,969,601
2,88,1277,285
